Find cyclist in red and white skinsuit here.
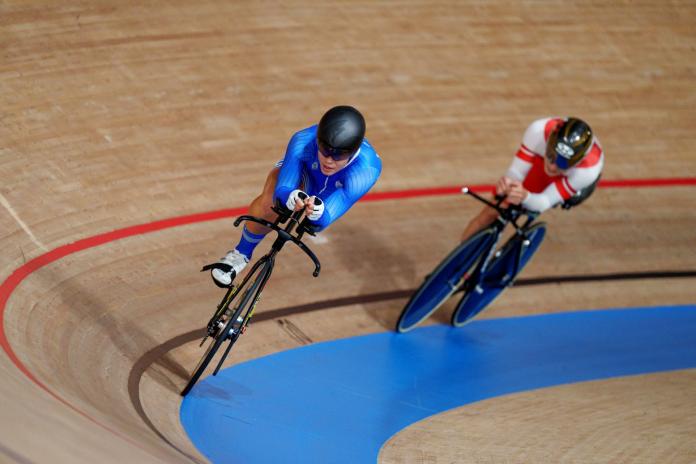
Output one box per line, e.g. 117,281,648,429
461,117,604,240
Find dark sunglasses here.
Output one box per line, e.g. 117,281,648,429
317,140,354,161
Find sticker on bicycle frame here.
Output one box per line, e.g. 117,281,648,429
249,296,262,317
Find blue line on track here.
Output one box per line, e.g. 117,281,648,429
180,305,696,463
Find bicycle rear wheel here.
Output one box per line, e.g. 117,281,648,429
181,261,269,396
451,222,546,327
395,227,497,333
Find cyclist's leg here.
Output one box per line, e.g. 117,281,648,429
211,167,280,287
460,204,498,242
245,167,281,235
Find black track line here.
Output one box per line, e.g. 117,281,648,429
130,269,696,457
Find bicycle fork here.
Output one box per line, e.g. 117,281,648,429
499,218,535,288
458,227,505,294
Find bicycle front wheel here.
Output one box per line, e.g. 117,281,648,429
181,322,230,396
181,260,269,396
451,222,546,327
396,227,497,333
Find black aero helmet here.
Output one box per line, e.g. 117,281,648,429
317,106,366,160
546,117,593,170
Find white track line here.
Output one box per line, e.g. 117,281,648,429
0,193,48,252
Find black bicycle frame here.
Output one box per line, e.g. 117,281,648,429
234,205,321,277
200,206,320,374
200,205,321,348
460,188,539,292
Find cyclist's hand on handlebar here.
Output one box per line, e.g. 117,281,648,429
504,181,527,206
496,176,527,207
286,190,325,220
495,177,513,207
496,176,513,197
306,196,324,221
287,189,309,211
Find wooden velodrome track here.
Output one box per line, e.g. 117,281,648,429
1,1,695,463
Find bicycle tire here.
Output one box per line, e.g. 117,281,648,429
451,222,546,327
180,322,230,396
180,261,268,396
395,227,497,333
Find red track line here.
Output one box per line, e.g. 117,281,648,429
0,206,247,458
598,177,696,188
1,177,695,448
359,178,696,202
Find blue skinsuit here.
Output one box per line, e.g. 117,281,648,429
273,125,382,231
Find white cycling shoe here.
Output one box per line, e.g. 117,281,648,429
211,249,249,287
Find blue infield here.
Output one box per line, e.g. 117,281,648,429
180,305,696,463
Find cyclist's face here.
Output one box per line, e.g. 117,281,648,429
544,156,564,176
318,149,350,175
545,129,573,176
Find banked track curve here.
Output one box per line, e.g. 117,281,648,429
2,178,696,460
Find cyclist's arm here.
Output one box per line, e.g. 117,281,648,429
522,162,602,212
460,204,498,242
460,152,533,241
565,153,604,194
521,184,563,212
462,121,546,237
506,150,534,182
506,118,549,180
310,163,381,231
274,131,311,206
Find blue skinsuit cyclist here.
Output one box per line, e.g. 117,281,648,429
211,106,382,287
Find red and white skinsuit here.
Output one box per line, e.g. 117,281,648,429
508,118,604,212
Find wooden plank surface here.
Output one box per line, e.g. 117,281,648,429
0,1,694,462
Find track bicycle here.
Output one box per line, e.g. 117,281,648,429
181,197,321,396
395,187,546,332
